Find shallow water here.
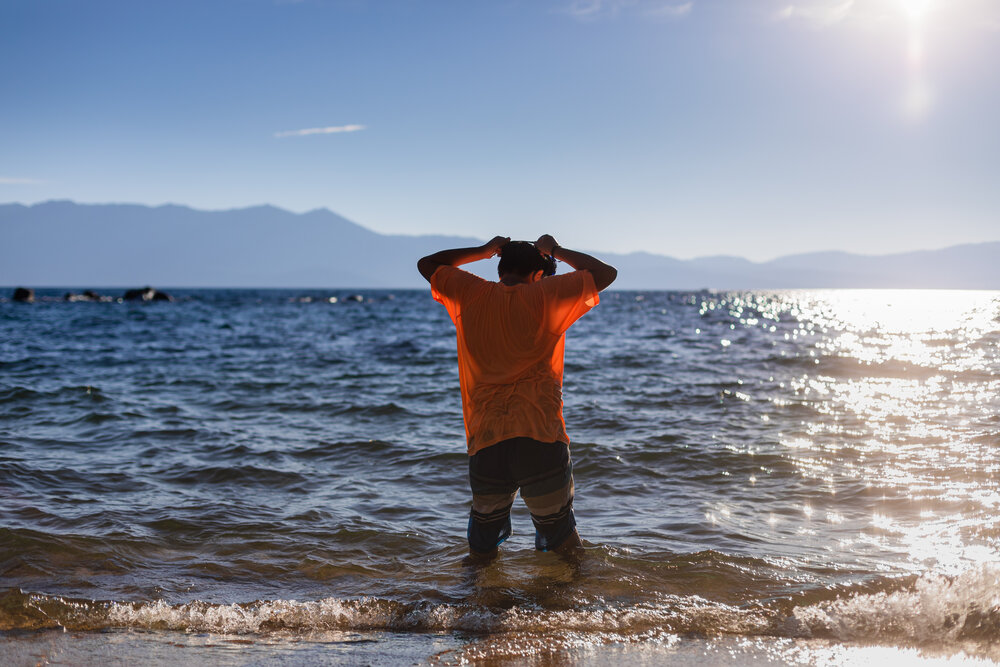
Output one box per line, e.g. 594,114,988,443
1,287,998,662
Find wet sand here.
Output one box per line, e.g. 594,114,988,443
3,629,995,666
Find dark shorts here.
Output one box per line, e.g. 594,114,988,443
467,437,576,552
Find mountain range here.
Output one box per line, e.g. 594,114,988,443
2,201,997,289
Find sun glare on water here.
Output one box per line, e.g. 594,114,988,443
772,290,1000,573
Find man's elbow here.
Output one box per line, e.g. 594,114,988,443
417,257,437,283
595,265,617,291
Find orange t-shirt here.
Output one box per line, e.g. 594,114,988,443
431,265,599,455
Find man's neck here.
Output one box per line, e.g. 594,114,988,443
499,274,529,286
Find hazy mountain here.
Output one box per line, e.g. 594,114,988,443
2,201,998,289
0,201,481,288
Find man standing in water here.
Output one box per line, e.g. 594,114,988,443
418,235,617,557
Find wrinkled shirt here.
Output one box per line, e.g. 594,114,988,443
431,265,599,455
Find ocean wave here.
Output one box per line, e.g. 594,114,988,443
812,356,998,382
0,589,770,636
2,567,997,658
0,357,43,373
0,461,141,493
289,439,397,460
0,384,108,405
207,397,414,418
783,566,1000,652
159,464,308,488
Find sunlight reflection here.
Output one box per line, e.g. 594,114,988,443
749,289,1000,573
691,289,998,572
798,289,993,335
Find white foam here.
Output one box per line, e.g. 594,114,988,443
98,594,766,637
105,597,404,634
783,565,1000,656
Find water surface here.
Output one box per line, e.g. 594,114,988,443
1,288,998,662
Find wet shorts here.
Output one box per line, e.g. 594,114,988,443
467,437,576,552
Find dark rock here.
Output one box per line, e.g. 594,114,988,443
64,290,102,302
123,287,173,302
123,287,152,301
12,287,34,303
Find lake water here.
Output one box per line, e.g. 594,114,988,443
1,287,998,664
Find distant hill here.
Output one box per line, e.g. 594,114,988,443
0,201,481,288
1,201,998,289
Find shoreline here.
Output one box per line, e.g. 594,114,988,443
3,629,997,666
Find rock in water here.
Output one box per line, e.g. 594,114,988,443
64,290,102,302
123,287,173,302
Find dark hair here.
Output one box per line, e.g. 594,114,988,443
497,241,556,278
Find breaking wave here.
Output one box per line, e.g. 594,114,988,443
3,567,998,659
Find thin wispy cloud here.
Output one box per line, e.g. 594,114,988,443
274,124,366,138
0,176,44,185
775,0,855,26
770,0,996,28
560,0,612,20
647,2,693,19
560,0,694,21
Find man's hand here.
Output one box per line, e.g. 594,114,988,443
534,235,558,257
485,236,511,257
532,235,618,291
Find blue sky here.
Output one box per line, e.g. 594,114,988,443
2,0,998,260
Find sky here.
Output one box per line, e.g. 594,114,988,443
2,0,999,261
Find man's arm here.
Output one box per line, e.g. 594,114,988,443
417,236,510,283
534,235,617,291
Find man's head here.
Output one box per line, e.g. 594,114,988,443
497,241,556,282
